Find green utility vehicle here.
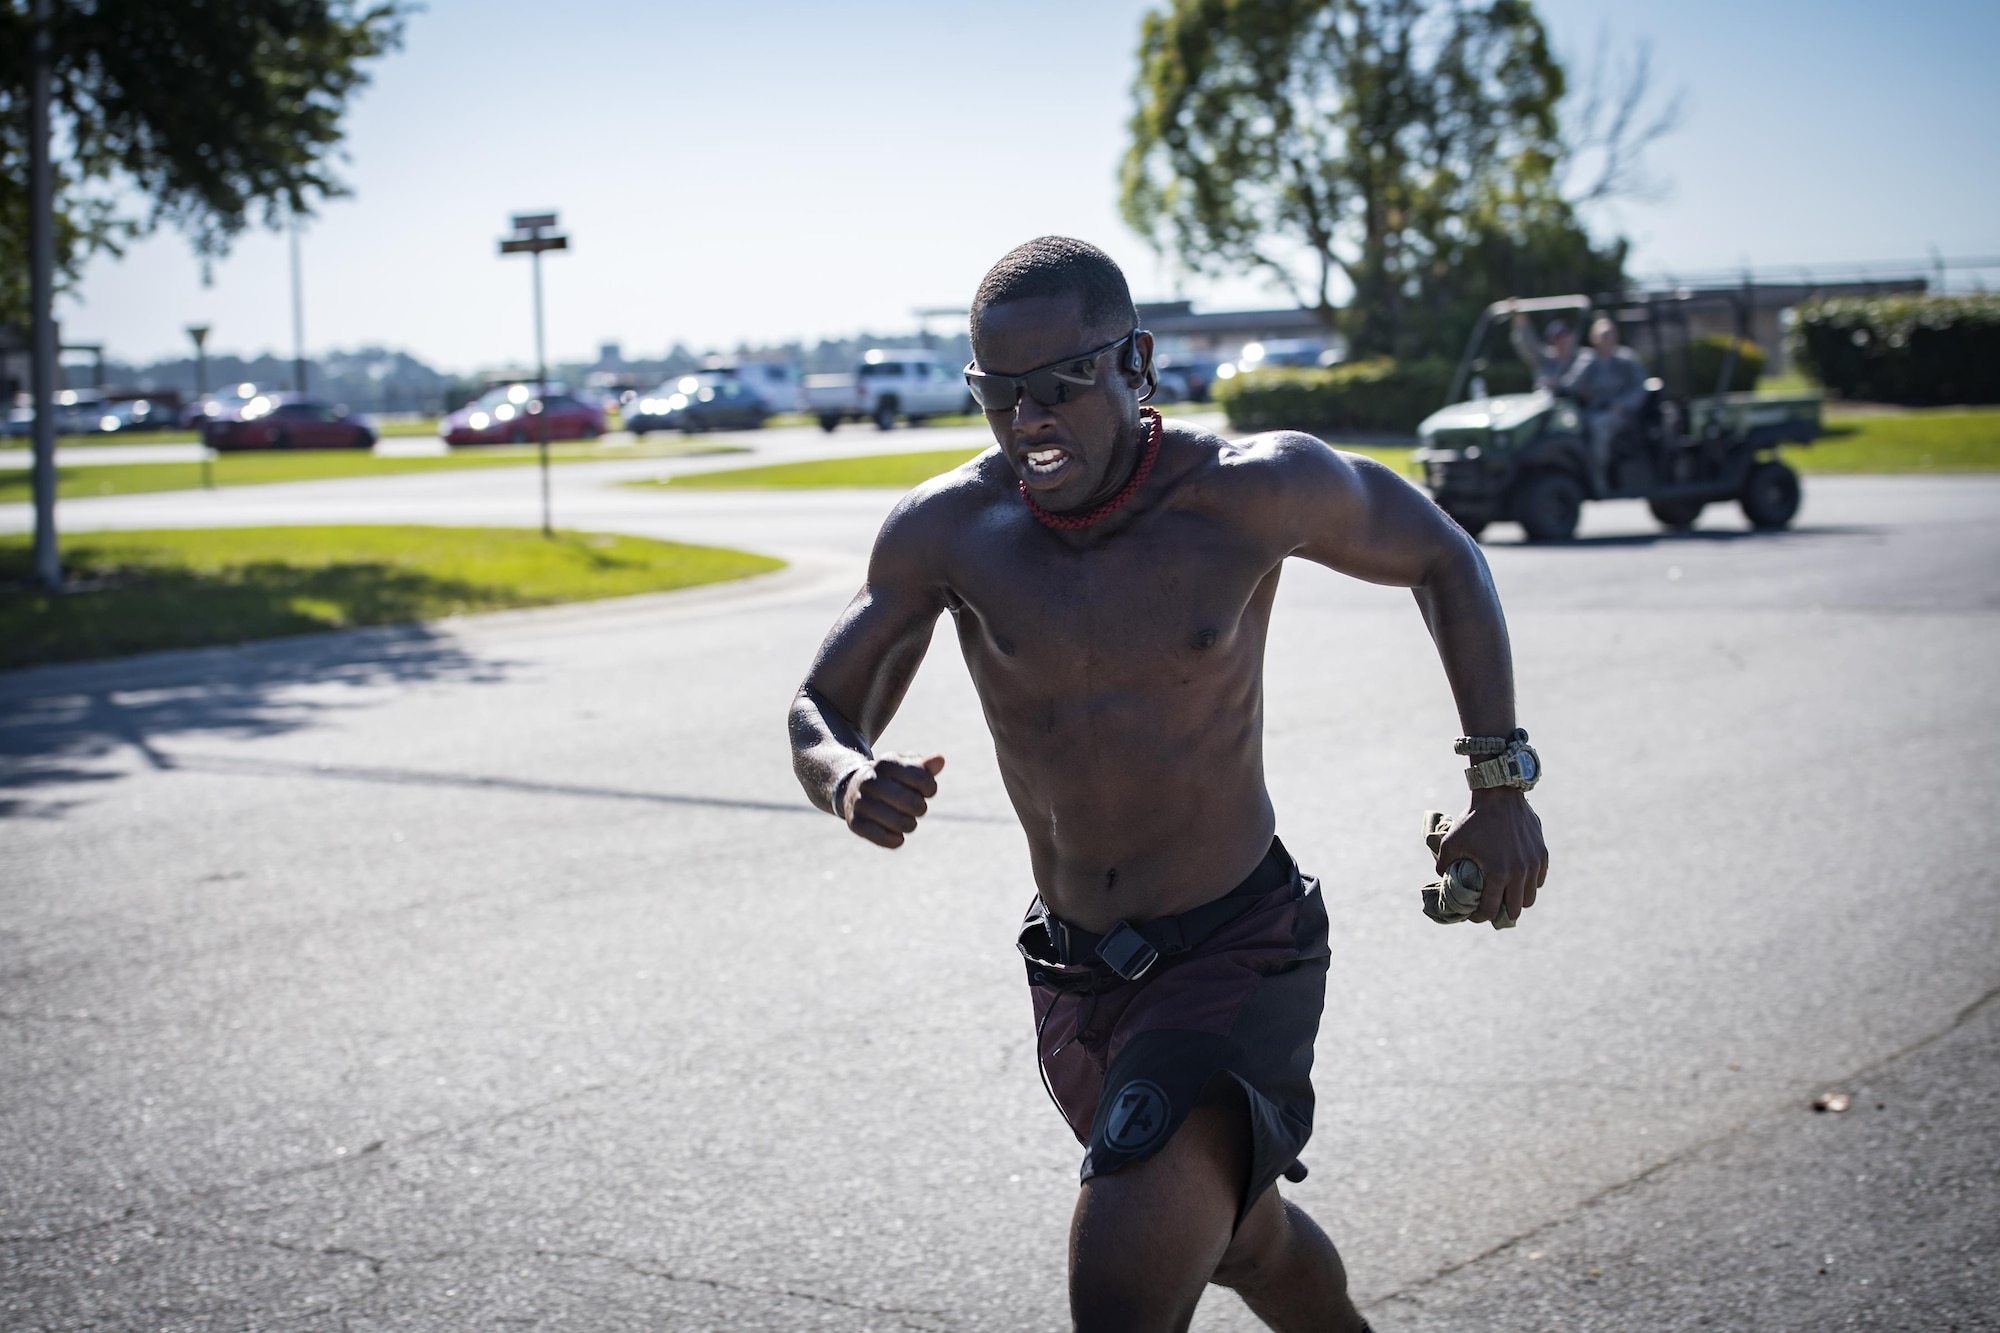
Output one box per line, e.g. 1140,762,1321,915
1411,293,1822,541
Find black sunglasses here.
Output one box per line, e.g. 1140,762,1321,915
964,332,1138,412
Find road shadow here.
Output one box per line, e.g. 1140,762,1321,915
1481,522,1885,551
146,751,1007,824
0,622,510,816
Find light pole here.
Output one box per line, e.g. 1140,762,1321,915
188,324,213,489
27,0,58,589
499,211,568,538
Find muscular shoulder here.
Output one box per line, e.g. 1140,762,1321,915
1175,424,1382,529
866,445,1013,576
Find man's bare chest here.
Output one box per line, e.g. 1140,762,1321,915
941,513,1282,687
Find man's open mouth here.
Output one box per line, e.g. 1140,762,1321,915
1019,446,1072,483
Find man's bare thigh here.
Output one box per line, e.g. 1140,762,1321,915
1069,1101,1258,1328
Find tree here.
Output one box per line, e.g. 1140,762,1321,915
0,0,404,326
0,0,405,584
1121,0,1648,361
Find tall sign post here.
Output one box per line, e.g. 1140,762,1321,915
187,325,213,489
27,0,58,589
499,212,568,537
289,215,308,393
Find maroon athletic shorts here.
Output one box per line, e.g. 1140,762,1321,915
1019,838,1330,1225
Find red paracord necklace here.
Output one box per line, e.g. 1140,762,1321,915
1018,407,1163,531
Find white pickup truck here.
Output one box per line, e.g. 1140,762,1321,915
802,348,971,431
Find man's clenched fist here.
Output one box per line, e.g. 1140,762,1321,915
839,752,945,849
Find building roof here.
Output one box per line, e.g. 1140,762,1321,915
1137,302,1326,337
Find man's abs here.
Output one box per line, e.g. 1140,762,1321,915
971,645,1280,931
1006,762,1278,933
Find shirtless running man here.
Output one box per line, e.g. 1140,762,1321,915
790,237,1549,1332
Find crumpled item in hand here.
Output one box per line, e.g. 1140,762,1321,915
1421,810,1516,929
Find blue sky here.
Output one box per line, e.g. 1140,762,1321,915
61,0,2000,370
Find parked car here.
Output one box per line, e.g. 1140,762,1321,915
1236,338,1341,371
93,397,182,433
8,388,142,436
703,359,803,414
1151,367,1195,403
183,383,263,429
439,384,604,445
1156,354,1221,402
803,348,970,431
625,375,769,434
585,372,645,419
205,394,376,451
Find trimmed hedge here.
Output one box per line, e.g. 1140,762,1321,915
1790,295,2000,405
1216,358,1454,435
1688,335,1765,394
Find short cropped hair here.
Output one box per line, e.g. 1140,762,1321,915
970,236,1137,346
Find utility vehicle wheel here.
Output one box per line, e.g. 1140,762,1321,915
874,398,898,431
1441,506,1487,541
1648,497,1706,529
1739,460,1801,530
509,427,530,444
272,431,294,450
818,414,840,433
1515,471,1583,543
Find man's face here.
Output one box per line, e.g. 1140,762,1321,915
970,292,1146,512
1551,330,1577,360
1591,322,1619,355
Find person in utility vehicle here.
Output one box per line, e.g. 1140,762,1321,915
1508,305,1580,391
1565,315,1652,492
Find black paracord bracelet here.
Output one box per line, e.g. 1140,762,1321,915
1454,728,1528,757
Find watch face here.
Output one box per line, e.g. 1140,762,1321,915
1516,750,1539,782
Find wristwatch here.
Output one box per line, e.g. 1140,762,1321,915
1464,730,1541,791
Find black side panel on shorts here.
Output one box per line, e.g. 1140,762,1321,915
1082,1029,1233,1181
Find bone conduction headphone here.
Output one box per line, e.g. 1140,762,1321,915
964,329,1156,412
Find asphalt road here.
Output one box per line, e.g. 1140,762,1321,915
2,450,1997,1330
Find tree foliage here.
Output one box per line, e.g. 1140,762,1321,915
0,0,406,328
1121,0,1631,360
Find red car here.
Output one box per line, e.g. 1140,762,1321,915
440,385,604,446
204,394,376,451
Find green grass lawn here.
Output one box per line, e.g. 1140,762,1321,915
652,449,993,490
50,429,204,446
650,440,1415,491
13,417,443,449
760,412,987,431
0,437,747,503
0,526,784,670
639,408,1999,497
1792,407,2000,473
